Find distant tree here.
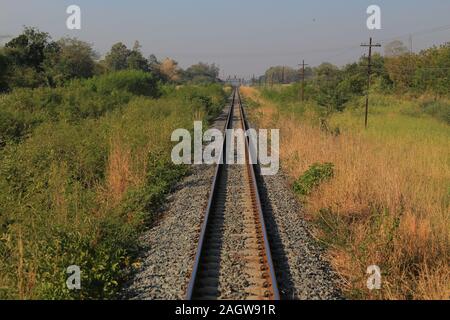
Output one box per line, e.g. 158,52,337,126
105,41,152,73
312,63,344,111
384,40,409,57
265,66,299,84
0,49,10,91
126,41,149,72
159,58,180,82
383,42,414,92
4,27,59,88
5,27,57,71
413,43,450,96
147,54,165,80
105,42,130,71
148,54,158,66
385,54,418,92
45,37,98,85
314,62,339,78
184,62,219,84
339,62,366,97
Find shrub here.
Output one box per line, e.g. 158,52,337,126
84,70,159,97
0,111,29,146
168,84,227,120
293,162,334,196
0,71,156,145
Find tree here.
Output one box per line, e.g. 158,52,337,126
105,41,152,73
385,54,418,92
338,62,366,98
126,41,149,72
312,63,344,112
384,40,409,57
184,62,219,84
0,49,10,91
265,66,299,84
46,37,98,85
5,27,57,71
105,42,130,71
3,27,59,88
383,42,415,91
147,54,165,81
159,58,180,82
413,43,450,96
148,54,158,66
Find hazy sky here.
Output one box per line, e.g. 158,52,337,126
1,0,449,77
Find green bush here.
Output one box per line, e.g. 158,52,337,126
0,111,30,146
293,163,334,196
168,84,227,120
84,70,159,97
0,71,160,145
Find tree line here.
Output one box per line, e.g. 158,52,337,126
258,40,450,111
0,27,221,92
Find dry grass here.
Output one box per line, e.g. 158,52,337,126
105,138,140,206
241,86,450,300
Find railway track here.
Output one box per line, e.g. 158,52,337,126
186,88,279,300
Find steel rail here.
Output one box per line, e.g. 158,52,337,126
236,89,280,300
185,87,279,300
185,89,235,300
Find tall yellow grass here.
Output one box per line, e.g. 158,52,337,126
105,138,138,206
241,86,450,300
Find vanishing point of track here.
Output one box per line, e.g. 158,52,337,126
186,87,280,300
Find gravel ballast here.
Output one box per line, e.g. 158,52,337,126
122,95,342,300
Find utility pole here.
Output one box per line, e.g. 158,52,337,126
298,60,309,102
361,37,381,128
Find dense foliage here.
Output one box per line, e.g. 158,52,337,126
259,41,450,114
257,42,450,127
0,27,222,93
0,27,228,299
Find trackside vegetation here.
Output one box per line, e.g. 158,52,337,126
0,27,228,299
0,72,227,299
242,41,449,300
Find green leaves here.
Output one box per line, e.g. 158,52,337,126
293,162,334,196
84,70,159,98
